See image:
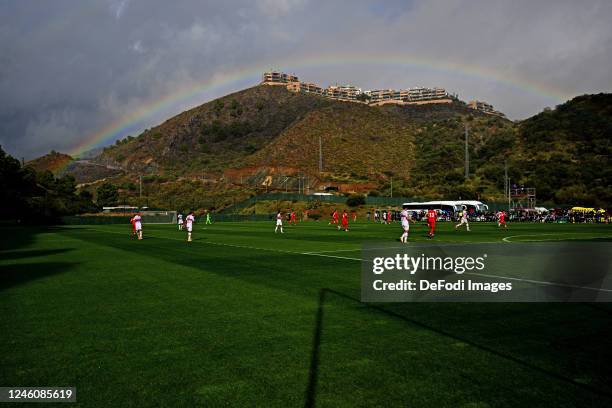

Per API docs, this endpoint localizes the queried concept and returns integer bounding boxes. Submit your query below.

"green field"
[1,221,612,407]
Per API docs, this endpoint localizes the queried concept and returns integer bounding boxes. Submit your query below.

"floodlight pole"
[318,135,323,173]
[464,124,469,179]
[139,175,142,199]
[504,159,508,201]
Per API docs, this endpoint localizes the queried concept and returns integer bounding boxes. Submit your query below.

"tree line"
[0,146,98,223]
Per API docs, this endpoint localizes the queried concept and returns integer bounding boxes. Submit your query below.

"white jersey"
[133,215,142,230]
[186,214,195,231]
[400,209,409,230]
[177,215,183,224]
[276,213,283,226]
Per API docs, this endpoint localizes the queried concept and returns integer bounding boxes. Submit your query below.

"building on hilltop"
[262,71,299,85]
[468,100,505,117]
[369,87,454,106]
[260,71,469,108]
[299,82,324,96]
[325,85,361,101]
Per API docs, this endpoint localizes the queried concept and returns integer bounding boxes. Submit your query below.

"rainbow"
[67,52,572,159]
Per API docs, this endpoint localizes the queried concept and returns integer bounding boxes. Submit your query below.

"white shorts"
[135,222,142,231]
[460,218,469,224]
[187,224,193,232]
[401,221,409,231]
[276,219,283,226]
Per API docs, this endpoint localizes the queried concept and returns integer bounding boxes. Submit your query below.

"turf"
[1,221,612,407]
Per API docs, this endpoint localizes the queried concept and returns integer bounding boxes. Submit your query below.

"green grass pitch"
[1,221,612,407]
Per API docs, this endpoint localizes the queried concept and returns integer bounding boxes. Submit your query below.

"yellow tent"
[571,207,595,213]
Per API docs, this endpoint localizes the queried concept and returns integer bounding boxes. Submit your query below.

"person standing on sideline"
[205,211,212,225]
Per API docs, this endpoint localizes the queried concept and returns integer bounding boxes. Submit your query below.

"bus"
[455,200,489,213]
[401,201,462,219]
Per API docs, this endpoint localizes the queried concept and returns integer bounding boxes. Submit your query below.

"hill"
[41,86,611,210]
[27,151,123,184]
[26,151,73,174]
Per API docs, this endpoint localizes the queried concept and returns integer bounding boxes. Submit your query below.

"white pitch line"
[303,246,404,254]
[502,233,612,243]
[80,227,611,293]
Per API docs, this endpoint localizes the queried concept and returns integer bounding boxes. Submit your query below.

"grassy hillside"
[515,93,612,205]
[60,87,612,209]
[99,85,333,174]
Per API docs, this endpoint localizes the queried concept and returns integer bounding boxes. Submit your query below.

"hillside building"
[468,100,505,117]
[325,85,361,100]
[369,87,454,105]
[260,71,504,114]
[262,71,299,85]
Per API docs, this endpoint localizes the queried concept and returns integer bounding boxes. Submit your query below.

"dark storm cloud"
[1,0,611,159]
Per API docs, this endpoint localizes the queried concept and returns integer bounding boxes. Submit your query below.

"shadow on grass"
[1,226,77,292]
[0,225,38,252]
[0,248,74,261]
[0,262,78,292]
[304,288,612,408]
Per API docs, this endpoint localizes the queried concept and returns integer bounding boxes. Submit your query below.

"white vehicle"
[454,200,489,213]
[402,201,462,217]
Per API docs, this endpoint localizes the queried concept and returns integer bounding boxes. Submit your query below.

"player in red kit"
[497,211,507,228]
[130,216,137,238]
[341,209,349,231]
[330,209,339,227]
[290,210,297,225]
[426,208,437,238]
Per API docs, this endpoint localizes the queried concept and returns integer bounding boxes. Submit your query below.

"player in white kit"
[132,213,143,240]
[185,212,195,242]
[455,206,470,231]
[177,213,183,230]
[275,211,284,233]
[400,208,410,243]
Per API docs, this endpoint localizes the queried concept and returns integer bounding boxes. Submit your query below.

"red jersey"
[341,213,348,225]
[499,212,505,222]
[290,212,296,220]
[332,211,338,220]
[427,210,436,223]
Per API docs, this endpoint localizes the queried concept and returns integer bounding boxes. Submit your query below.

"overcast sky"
[1,0,611,159]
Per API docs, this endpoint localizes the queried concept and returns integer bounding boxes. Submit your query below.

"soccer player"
[330,209,339,226]
[351,210,357,222]
[400,207,410,243]
[275,211,284,233]
[185,212,195,242]
[132,212,143,240]
[341,209,349,231]
[130,216,137,237]
[177,213,183,230]
[498,210,508,228]
[205,211,212,225]
[455,206,470,232]
[290,210,297,225]
[426,207,437,238]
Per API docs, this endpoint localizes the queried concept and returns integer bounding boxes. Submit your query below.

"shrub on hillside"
[346,194,366,207]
